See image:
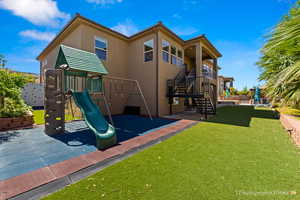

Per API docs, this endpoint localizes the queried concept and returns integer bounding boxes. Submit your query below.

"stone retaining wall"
[280,114,300,147]
[0,115,34,131]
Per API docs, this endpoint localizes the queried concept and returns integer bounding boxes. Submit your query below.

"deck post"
[213,58,218,110]
[169,97,173,115]
[195,43,203,94]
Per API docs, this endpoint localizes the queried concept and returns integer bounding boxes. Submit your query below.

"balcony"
[202,68,217,80]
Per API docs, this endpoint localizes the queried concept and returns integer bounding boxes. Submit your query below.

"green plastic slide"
[72,90,117,150]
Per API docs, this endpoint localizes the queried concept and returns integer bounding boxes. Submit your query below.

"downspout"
[155,30,159,117]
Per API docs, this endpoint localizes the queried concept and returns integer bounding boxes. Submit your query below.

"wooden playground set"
[44,45,152,149]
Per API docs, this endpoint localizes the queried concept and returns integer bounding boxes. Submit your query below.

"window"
[144,39,154,62]
[95,37,107,60]
[162,40,170,63]
[177,49,183,67]
[171,46,177,65]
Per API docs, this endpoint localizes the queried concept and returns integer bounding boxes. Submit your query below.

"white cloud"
[20,30,56,41]
[111,19,139,36]
[86,0,123,5]
[0,0,70,27]
[172,13,182,19]
[171,26,198,36]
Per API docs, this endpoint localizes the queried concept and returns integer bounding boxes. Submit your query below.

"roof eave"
[37,13,222,61]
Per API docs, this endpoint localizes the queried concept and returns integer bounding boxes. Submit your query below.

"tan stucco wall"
[127,33,157,116]
[39,23,159,116]
[184,55,194,72]
[78,23,130,115]
[40,24,84,82]
[157,31,185,116]
[80,23,129,78]
[38,21,220,117]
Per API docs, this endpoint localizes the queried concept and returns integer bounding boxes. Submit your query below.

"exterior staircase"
[167,67,216,117]
[193,97,216,115]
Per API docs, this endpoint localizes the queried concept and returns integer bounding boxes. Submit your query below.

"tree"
[237,86,249,96]
[0,70,31,117]
[0,54,7,68]
[257,1,300,107]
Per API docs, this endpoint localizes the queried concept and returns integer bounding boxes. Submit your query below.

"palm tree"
[257,1,300,106]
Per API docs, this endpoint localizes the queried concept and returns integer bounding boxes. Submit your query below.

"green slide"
[72,90,117,150]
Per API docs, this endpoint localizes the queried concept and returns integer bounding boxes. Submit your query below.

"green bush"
[0,69,32,118]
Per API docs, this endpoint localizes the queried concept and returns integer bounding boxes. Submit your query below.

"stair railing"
[168,67,187,96]
[174,67,186,86]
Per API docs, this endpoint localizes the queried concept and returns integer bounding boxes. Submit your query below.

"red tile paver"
[0,167,56,200]
[83,150,113,164]
[49,155,94,179]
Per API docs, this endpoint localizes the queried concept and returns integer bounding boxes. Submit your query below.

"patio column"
[213,58,217,77]
[213,58,218,105]
[195,43,203,93]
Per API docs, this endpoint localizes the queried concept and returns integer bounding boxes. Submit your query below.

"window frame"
[171,45,177,65]
[176,49,184,67]
[143,39,154,62]
[94,36,108,61]
[162,39,170,63]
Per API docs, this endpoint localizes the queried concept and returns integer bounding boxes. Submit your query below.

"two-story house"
[37,14,222,117]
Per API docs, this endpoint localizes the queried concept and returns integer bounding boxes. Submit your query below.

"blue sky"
[0,0,296,89]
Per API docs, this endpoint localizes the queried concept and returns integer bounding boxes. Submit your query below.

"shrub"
[0,70,32,118]
[277,106,300,116]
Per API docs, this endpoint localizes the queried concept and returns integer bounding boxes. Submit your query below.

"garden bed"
[0,115,34,131]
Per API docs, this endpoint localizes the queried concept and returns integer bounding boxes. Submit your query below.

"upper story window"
[162,40,170,63]
[144,39,154,62]
[177,49,183,67]
[171,46,177,65]
[95,37,107,60]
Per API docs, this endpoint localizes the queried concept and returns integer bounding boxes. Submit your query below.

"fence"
[22,83,44,107]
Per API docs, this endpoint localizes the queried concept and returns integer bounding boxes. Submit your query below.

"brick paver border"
[0,119,197,200]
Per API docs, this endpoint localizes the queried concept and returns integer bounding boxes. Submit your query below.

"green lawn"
[33,110,80,125]
[33,110,46,125]
[43,106,300,200]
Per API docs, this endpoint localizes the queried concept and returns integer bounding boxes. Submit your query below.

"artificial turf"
[33,110,79,125]
[43,106,300,200]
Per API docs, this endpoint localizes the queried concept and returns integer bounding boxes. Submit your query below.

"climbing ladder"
[44,69,65,135]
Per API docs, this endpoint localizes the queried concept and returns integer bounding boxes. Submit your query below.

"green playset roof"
[55,45,108,75]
